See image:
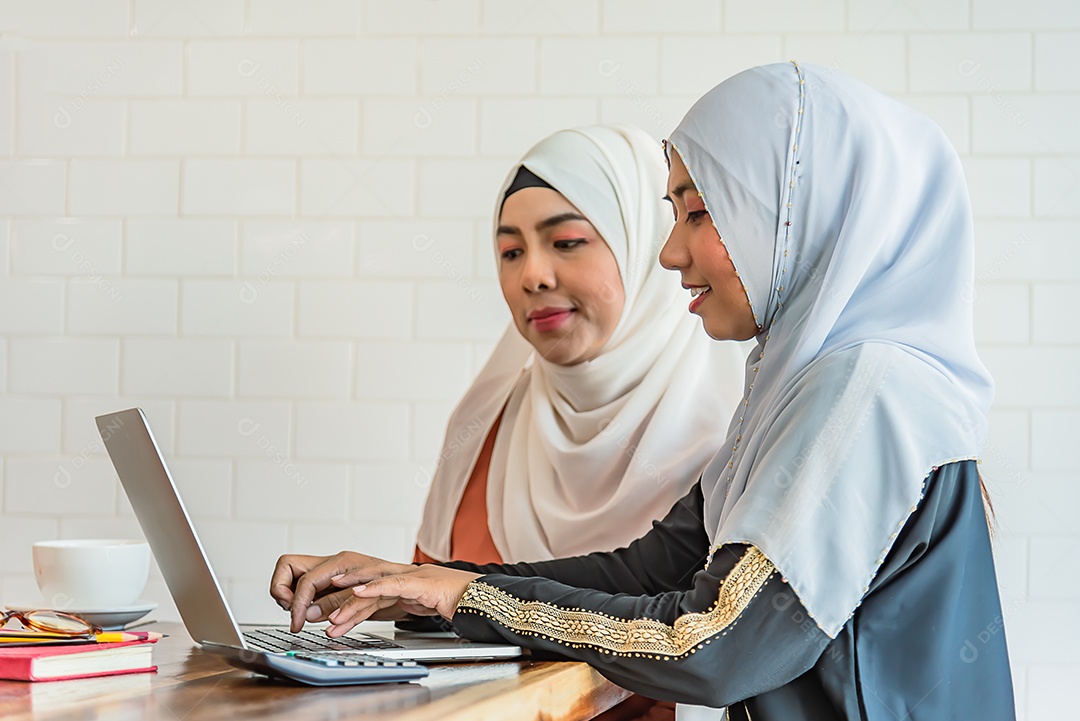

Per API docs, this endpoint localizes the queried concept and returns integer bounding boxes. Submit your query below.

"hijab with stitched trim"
[416,124,746,563]
[666,63,994,637]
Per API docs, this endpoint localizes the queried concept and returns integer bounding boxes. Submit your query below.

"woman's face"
[497,187,625,366]
[659,150,759,341]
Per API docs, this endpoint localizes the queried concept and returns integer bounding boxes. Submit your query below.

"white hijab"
[668,63,994,637]
[416,125,745,563]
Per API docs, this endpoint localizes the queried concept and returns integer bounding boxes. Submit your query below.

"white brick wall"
[0,3,1074,717]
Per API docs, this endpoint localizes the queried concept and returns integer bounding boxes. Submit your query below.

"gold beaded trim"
[455,547,775,659]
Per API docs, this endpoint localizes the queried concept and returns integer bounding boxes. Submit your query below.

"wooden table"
[0,622,632,720]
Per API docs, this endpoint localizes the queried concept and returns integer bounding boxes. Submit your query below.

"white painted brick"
[246,0,361,36]
[9,339,119,395]
[990,536,1027,601]
[123,340,234,398]
[363,99,477,157]
[660,36,783,97]
[356,342,472,401]
[130,100,241,156]
[420,38,536,95]
[358,219,474,279]
[0,574,43,607]
[0,399,61,453]
[0,221,8,276]
[961,158,1031,218]
[481,0,599,34]
[18,41,183,97]
[1007,601,1080,665]
[132,0,244,36]
[909,34,1031,93]
[292,519,411,564]
[479,98,596,157]
[0,161,66,216]
[125,220,237,276]
[1034,157,1080,218]
[415,280,508,340]
[183,160,294,216]
[539,38,658,96]
[0,338,5,394]
[225,578,287,625]
[238,340,351,398]
[17,97,125,157]
[188,40,299,97]
[4,457,116,516]
[11,220,121,276]
[1033,284,1080,343]
[847,0,969,31]
[298,281,413,339]
[0,517,59,573]
[0,1,126,35]
[982,348,1080,408]
[167,459,232,519]
[973,221,1080,282]
[0,279,62,334]
[417,159,508,218]
[1036,33,1080,91]
[181,279,294,336]
[983,409,1029,485]
[601,0,718,33]
[67,279,178,335]
[1027,666,1080,720]
[974,96,1080,154]
[974,0,1080,29]
[410,401,456,468]
[236,461,349,521]
[352,463,428,525]
[244,98,357,156]
[195,519,288,580]
[972,283,1029,344]
[302,39,417,95]
[898,95,970,155]
[1029,536,1080,600]
[177,401,291,458]
[59,518,147,543]
[301,159,415,217]
[599,96,696,140]
[363,0,478,34]
[995,473,1077,537]
[242,221,355,277]
[295,402,409,461]
[70,160,180,217]
[783,35,905,93]
[1031,411,1080,471]
[0,51,12,158]
[62,398,175,456]
[725,0,844,32]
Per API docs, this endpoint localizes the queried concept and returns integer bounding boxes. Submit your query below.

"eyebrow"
[662,181,697,204]
[497,212,589,236]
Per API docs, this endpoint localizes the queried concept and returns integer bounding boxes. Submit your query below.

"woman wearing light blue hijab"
[275,63,1015,720]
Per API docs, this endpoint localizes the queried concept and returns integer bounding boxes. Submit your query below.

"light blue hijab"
[667,63,994,637]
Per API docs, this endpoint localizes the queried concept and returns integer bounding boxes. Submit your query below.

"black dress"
[437,460,1014,720]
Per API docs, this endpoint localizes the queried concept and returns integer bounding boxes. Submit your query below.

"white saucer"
[6,601,158,631]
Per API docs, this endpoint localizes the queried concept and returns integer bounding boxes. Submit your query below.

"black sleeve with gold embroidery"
[441,482,710,596]
[451,544,832,708]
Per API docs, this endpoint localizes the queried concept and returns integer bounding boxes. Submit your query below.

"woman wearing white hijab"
[414,124,745,566]
[273,64,1014,720]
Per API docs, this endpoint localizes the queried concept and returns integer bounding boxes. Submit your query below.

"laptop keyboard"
[243,628,404,653]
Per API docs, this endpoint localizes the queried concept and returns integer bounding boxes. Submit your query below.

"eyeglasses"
[1,609,102,636]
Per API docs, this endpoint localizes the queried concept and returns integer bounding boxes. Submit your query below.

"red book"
[0,639,157,682]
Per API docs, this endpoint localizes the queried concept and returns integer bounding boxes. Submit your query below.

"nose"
[521,250,556,292]
[659,226,688,271]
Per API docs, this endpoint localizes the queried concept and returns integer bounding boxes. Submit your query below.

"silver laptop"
[96,407,521,663]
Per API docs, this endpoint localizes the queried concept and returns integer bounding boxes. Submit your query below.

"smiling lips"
[528,307,575,332]
[687,285,711,312]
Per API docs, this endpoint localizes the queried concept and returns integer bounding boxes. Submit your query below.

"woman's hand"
[324,565,481,638]
[269,551,414,632]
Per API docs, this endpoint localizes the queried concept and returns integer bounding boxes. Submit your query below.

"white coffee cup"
[32,539,150,609]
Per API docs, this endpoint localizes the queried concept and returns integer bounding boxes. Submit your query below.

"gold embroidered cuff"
[456,546,775,659]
